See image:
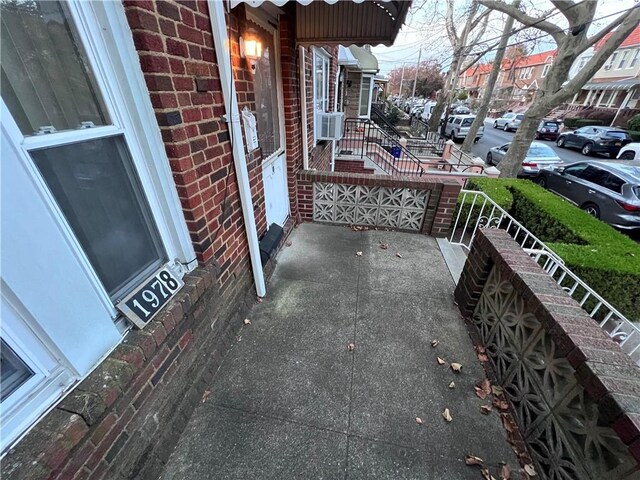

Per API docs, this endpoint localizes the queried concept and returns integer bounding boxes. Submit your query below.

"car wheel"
[486,152,493,165]
[535,176,547,188]
[581,142,593,156]
[556,137,565,148]
[503,124,509,132]
[493,121,498,128]
[582,203,600,219]
[620,151,635,160]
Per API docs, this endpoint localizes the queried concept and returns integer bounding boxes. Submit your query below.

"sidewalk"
[161,224,518,479]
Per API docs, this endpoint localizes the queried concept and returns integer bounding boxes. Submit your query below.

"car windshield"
[528,145,557,158]
[461,118,473,127]
[605,131,630,139]
[515,114,524,120]
[543,121,559,127]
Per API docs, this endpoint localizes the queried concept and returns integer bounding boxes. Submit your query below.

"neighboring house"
[568,24,640,126]
[459,62,492,98]
[0,1,409,478]
[339,45,380,119]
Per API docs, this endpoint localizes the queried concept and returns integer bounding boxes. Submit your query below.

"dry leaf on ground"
[285,241,292,247]
[442,408,452,422]
[523,464,536,476]
[256,297,263,303]
[478,353,489,362]
[475,378,491,399]
[499,463,512,480]
[201,390,211,403]
[431,339,440,348]
[450,362,462,373]
[480,467,494,480]
[448,381,455,389]
[476,345,486,354]
[437,357,446,365]
[480,405,492,415]
[464,455,484,466]
[395,252,403,258]
[243,318,251,325]
[379,242,389,250]
[415,416,423,425]
[493,398,509,411]
[356,251,363,257]
[492,385,504,396]
[347,343,355,352]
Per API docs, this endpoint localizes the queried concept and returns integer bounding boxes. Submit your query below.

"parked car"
[556,126,632,156]
[410,105,424,117]
[535,119,561,141]
[486,141,563,178]
[420,101,438,122]
[452,105,470,115]
[535,160,640,229]
[617,143,640,160]
[493,112,519,130]
[443,115,483,142]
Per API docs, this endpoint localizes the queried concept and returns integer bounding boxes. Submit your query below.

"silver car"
[486,142,563,178]
[444,115,484,142]
[535,160,640,229]
[493,112,524,131]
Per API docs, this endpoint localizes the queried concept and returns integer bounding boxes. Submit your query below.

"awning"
[230,0,411,47]
[338,45,360,67]
[348,45,379,73]
[582,78,640,91]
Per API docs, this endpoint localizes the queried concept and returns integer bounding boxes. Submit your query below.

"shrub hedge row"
[563,118,605,128]
[464,178,640,320]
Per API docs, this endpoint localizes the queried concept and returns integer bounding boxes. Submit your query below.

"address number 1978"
[116,266,184,329]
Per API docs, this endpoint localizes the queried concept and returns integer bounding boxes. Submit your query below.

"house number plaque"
[116,266,184,329]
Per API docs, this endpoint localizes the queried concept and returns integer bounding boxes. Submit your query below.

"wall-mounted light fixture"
[240,32,262,70]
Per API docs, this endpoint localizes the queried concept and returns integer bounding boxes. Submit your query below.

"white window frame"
[604,52,618,69]
[616,50,630,70]
[541,63,551,78]
[2,0,196,321]
[358,74,375,119]
[312,47,331,143]
[630,49,640,69]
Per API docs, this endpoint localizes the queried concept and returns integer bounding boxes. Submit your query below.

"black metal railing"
[405,136,446,157]
[409,115,430,138]
[370,104,401,140]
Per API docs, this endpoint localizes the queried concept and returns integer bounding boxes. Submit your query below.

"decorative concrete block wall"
[455,229,640,480]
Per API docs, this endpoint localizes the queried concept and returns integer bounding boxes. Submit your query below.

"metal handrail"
[449,189,640,365]
[370,105,401,139]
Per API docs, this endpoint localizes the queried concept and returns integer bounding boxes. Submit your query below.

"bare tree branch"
[445,0,458,43]
[578,5,640,55]
[477,0,566,44]
[549,0,579,24]
[469,7,491,32]
[460,40,502,71]
[468,11,491,46]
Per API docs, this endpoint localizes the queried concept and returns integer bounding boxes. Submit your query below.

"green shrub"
[627,113,640,131]
[629,130,640,142]
[460,178,640,320]
[386,107,401,126]
[563,118,604,128]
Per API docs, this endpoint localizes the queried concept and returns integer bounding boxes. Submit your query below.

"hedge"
[562,118,604,128]
[464,178,640,321]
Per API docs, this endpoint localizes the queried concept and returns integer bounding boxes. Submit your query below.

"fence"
[449,189,640,366]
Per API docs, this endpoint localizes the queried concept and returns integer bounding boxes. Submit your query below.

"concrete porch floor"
[161,224,518,479]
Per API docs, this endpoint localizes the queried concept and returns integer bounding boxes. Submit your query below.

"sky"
[372,0,639,76]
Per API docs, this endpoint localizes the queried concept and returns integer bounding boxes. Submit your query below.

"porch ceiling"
[231,0,411,46]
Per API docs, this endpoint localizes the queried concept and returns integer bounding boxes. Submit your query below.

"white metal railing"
[449,189,640,365]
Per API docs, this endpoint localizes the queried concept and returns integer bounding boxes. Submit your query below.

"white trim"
[312,47,331,144]
[358,73,375,119]
[299,46,310,169]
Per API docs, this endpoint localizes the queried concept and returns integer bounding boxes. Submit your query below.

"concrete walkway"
[162,224,517,479]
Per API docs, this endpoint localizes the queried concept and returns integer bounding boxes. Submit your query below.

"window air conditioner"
[316,112,345,140]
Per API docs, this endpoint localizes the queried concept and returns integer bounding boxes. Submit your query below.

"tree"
[388,61,444,98]
[462,1,520,153]
[478,0,640,177]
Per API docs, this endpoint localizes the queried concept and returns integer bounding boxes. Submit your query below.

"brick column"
[430,181,461,237]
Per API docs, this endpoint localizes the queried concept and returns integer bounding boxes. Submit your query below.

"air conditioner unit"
[316,112,345,140]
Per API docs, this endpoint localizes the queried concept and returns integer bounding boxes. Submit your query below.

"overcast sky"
[372,0,638,75]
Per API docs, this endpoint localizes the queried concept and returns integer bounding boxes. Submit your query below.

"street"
[470,119,595,165]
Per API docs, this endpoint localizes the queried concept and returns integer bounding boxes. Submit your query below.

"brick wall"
[344,69,362,118]
[1,263,255,480]
[296,170,461,237]
[334,159,375,174]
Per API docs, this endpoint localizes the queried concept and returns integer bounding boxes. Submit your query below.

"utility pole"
[411,48,422,99]
[398,63,406,97]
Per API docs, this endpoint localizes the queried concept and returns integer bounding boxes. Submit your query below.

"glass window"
[528,145,556,157]
[1,0,108,135]
[605,53,618,69]
[359,76,373,118]
[461,118,473,127]
[31,136,165,299]
[564,163,588,177]
[0,339,34,402]
[630,49,640,68]
[453,118,462,124]
[314,51,329,114]
[617,50,630,69]
[252,26,281,159]
[605,131,630,140]
[542,64,551,77]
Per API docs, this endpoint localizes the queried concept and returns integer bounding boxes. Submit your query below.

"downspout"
[299,46,310,170]
[208,1,266,297]
[332,64,340,172]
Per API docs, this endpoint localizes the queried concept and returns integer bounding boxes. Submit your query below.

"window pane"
[1,339,34,402]
[359,77,372,117]
[315,53,324,111]
[1,0,108,135]
[253,26,281,159]
[31,136,165,299]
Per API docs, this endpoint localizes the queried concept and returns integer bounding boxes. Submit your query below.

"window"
[617,50,630,70]
[630,49,640,68]
[358,74,374,118]
[604,52,618,69]
[541,63,551,78]
[578,55,591,70]
[563,163,588,178]
[313,49,330,142]
[0,340,34,402]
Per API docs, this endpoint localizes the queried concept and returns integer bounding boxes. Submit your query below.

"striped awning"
[230,0,411,47]
[582,78,640,91]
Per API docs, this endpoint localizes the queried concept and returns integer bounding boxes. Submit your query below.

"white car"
[444,115,484,142]
[420,101,438,122]
[617,142,640,160]
[493,112,524,131]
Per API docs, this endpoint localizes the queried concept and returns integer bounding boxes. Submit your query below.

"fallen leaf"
[201,390,211,403]
[499,463,512,480]
[356,251,363,257]
[379,242,389,250]
[437,357,446,365]
[347,343,355,352]
[442,408,452,422]
[478,353,489,362]
[395,252,403,258]
[475,378,491,399]
[415,416,423,425]
[450,362,462,373]
[492,385,504,396]
[285,241,292,247]
[480,467,493,480]
[431,339,440,348]
[464,455,484,466]
[256,297,263,303]
[493,398,509,411]
[476,345,486,354]
[448,381,455,389]
[480,405,493,415]
[243,318,251,325]
[523,464,537,476]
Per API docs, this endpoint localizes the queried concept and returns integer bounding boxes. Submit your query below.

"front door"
[250,11,289,227]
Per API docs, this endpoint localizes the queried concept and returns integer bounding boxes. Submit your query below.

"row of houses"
[459,24,640,123]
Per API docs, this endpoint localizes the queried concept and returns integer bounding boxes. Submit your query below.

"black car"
[556,126,632,157]
[535,119,561,141]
